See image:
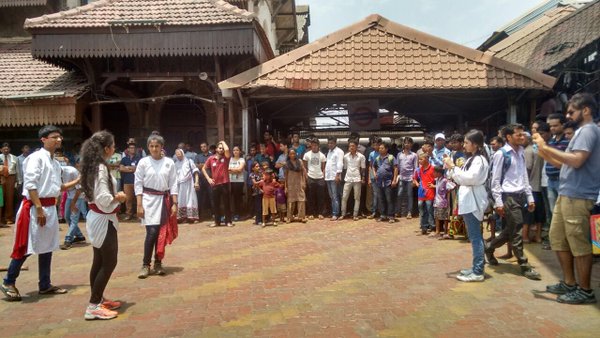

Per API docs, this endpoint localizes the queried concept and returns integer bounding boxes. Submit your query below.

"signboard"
[348,100,380,131]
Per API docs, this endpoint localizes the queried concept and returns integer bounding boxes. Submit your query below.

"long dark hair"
[80,130,115,201]
[463,129,489,170]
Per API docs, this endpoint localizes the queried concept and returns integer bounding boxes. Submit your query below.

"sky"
[299,0,545,48]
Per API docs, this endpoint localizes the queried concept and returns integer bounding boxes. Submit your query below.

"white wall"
[249,0,279,55]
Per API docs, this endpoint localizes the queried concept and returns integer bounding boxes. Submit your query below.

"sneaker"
[522,267,542,280]
[226,222,235,227]
[406,214,412,219]
[557,287,597,304]
[60,241,72,250]
[101,298,122,310]
[546,281,577,295]
[208,223,217,227]
[84,304,117,320]
[233,215,240,222]
[331,216,338,221]
[484,244,498,266]
[73,236,86,243]
[153,262,165,276]
[318,215,324,220]
[273,221,278,226]
[138,265,150,279]
[367,214,375,219]
[388,218,396,224]
[353,216,359,221]
[459,268,472,276]
[308,215,314,220]
[456,272,484,282]
[377,217,386,222]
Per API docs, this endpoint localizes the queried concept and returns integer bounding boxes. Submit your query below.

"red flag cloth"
[142,188,178,261]
[88,203,120,215]
[11,197,56,259]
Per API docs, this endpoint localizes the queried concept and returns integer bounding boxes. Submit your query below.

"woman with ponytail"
[80,131,126,320]
[444,129,489,282]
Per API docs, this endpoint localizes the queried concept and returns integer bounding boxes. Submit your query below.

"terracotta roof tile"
[490,1,599,72]
[221,15,555,93]
[24,0,253,29]
[0,41,87,99]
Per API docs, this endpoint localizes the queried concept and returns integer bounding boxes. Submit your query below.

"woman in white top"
[444,129,489,283]
[80,131,126,320]
[228,146,246,222]
[174,148,199,223]
[134,134,178,279]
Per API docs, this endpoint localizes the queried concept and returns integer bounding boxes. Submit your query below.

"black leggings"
[212,183,232,225]
[231,182,244,216]
[90,221,118,304]
[143,224,161,266]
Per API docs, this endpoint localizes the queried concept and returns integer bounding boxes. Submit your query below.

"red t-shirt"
[258,180,279,198]
[413,164,435,201]
[206,155,230,185]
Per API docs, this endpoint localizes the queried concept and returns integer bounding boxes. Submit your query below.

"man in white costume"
[1,125,78,301]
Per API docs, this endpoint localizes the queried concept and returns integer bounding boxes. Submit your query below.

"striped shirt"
[545,135,569,179]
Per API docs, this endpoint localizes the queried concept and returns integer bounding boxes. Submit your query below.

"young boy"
[413,153,435,235]
[256,169,280,227]
[249,162,263,225]
[275,178,287,223]
[432,166,454,239]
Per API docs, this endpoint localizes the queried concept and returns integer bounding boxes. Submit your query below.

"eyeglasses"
[45,135,63,140]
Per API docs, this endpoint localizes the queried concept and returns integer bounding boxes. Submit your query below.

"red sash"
[88,203,120,215]
[143,188,178,260]
[11,197,56,259]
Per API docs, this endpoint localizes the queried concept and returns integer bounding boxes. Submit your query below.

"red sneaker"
[101,298,121,310]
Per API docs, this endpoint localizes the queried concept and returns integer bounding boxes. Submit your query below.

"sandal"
[39,285,67,295]
[439,234,453,240]
[1,283,22,301]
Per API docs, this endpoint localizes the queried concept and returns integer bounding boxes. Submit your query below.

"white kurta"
[17,148,62,255]
[175,157,199,219]
[86,164,120,248]
[134,156,178,226]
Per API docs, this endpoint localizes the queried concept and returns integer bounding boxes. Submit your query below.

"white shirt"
[325,147,344,181]
[19,148,62,255]
[1,153,18,175]
[451,155,489,221]
[228,157,246,183]
[86,164,120,248]
[490,144,534,208]
[61,165,80,199]
[303,151,326,180]
[134,157,178,226]
[343,152,366,183]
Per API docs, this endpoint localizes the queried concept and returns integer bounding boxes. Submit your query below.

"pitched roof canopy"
[488,0,600,73]
[0,41,88,126]
[24,0,253,28]
[0,0,45,7]
[220,14,556,95]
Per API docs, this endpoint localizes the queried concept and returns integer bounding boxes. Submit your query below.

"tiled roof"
[0,41,87,99]
[220,15,555,93]
[491,0,600,73]
[0,0,45,7]
[24,0,253,29]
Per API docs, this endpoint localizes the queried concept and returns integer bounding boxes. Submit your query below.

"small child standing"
[256,169,280,227]
[432,166,454,239]
[275,178,287,223]
[249,162,263,225]
[413,153,435,235]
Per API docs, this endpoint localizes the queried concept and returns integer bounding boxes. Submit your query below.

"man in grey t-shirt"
[534,93,600,305]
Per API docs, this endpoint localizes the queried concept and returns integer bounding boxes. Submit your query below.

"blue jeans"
[65,198,87,243]
[463,213,485,276]
[396,180,413,215]
[376,184,395,218]
[4,252,52,290]
[418,200,434,230]
[326,180,341,217]
[370,179,379,215]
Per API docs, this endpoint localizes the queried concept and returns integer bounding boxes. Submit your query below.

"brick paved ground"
[0,217,598,337]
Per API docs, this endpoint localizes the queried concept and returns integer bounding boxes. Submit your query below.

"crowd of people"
[0,93,599,320]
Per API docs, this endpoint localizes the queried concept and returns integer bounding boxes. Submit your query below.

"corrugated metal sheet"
[0,100,77,126]
[0,0,46,7]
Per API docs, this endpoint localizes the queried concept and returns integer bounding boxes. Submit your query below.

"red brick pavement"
[0,217,598,337]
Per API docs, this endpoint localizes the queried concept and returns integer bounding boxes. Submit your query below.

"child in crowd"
[249,162,263,225]
[432,166,455,239]
[256,144,273,169]
[413,153,435,235]
[256,169,279,227]
[275,178,287,223]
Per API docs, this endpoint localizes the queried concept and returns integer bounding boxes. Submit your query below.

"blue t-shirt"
[373,153,397,187]
[558,123,600,200]
[291,144,306,159]
[120,154,141,184]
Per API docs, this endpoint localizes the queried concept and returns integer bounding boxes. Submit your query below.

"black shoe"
[546,281,577,295]
[73,236,86,243]
[557,287,597,304]
[484,244,498,265]
[522,266,541,280]
[60,241,72,250]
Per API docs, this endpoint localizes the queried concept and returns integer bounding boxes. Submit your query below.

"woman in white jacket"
[79,131,126,319]
[444,129,489,282]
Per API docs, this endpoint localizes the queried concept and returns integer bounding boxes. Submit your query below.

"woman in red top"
[202,141,232,227]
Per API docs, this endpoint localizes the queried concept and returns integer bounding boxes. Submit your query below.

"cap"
[434,133,445,140]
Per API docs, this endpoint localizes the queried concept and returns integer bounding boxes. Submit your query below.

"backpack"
[374,154,395,169]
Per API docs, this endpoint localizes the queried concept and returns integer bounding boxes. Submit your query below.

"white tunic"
[17,148,62,255]
[86,164,120,248]
[134,156,178,226]
[451,155,490,221]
